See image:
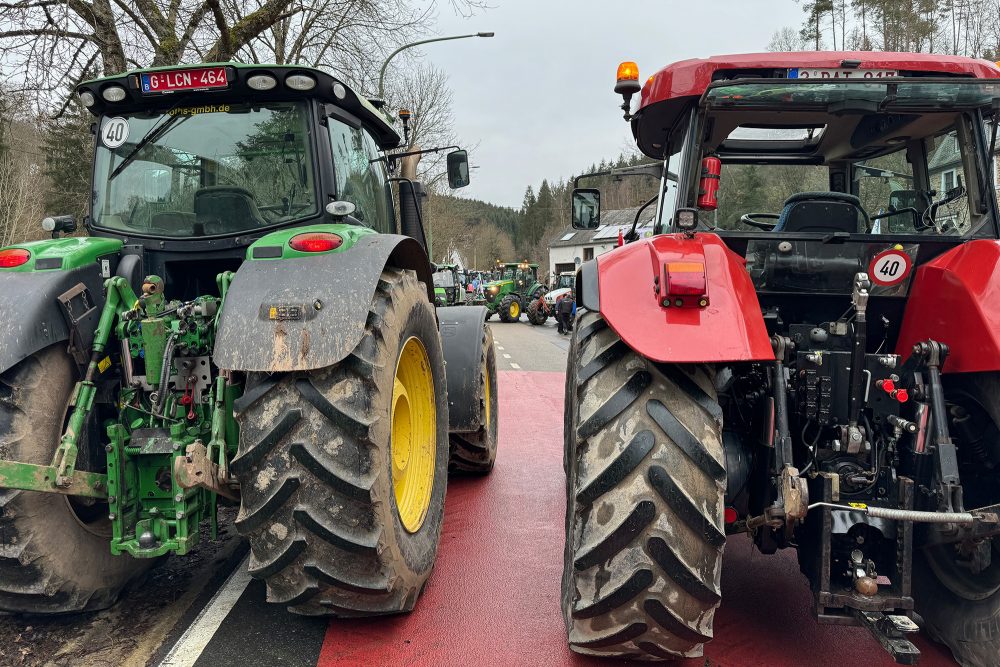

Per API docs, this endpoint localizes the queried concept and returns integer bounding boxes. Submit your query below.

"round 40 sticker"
[868,248,912,286]
[101,117,129,149]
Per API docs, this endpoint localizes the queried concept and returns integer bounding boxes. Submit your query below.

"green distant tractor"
[0,62,499,617]
[432,263,463,306]
[480,261,545,322]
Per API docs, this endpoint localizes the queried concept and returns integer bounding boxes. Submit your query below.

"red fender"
[896,239,1000,373]
[596,233,774,363]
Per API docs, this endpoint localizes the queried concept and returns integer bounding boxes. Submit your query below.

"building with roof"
[547,207,656,277]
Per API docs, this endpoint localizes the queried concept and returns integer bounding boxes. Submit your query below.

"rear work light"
[247,74,278,91]
[0,248,30,268]
[661,261,708,308]
[285,74,316,91]
[289,232,343,253]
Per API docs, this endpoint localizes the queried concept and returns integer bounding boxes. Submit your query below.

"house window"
[583,247,594,261]
[941,169,956,193]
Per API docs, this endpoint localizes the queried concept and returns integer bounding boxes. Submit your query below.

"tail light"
[289,232,343,253]
[697,155,722,210]
[661,262,708,308]
[0,248,30,268]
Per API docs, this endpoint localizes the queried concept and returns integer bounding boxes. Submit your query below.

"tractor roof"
[632,51,1000,157]
[78,62,400,149]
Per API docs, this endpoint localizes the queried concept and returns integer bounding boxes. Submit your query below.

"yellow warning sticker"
[848,502,868,509]
[97,356,112,373]
[268,306,278,320]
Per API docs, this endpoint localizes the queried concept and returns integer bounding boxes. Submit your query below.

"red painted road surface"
[317,371,957,667]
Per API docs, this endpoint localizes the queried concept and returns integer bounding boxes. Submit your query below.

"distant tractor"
[433,263,463,306]
[563,53,1000,666]
[480,261,545,322]
[527,271,575,325]
[0,62,499,617]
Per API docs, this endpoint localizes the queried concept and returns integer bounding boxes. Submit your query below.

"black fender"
[438,305,488,432]
[214,234,433,372]
[0,266,107,374]
[575,259,600,312]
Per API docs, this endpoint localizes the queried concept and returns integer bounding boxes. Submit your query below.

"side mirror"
[571,188,601,229]
[447,150,470,189]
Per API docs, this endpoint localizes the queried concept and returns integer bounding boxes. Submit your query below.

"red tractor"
[563,52,1000,665]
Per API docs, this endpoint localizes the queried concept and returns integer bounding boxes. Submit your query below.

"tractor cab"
[73,63,470,299]
[433,263,462,306]
[544,271,575,306]
[575,54,1000,344]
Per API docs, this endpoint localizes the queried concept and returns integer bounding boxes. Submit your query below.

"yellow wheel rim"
[510,301,520,319]
[392,336,437,533]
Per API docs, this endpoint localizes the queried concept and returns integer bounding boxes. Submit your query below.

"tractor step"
[853,609,921,665]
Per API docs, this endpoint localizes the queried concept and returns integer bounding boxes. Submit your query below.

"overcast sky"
[413,0,803,207]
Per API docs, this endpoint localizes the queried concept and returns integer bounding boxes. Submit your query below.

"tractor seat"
[773,192,870,234]
[193,186,267,235]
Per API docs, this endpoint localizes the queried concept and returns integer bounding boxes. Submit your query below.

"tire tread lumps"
[563,311,726,659]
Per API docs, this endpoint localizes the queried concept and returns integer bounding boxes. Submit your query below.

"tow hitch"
[853,610,922,665]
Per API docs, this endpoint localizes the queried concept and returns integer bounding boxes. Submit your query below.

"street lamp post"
[376,32,494,99]
[377,31,493,261]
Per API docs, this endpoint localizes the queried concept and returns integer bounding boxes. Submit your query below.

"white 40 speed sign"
[101,117,129,149]
[868,248,912,287]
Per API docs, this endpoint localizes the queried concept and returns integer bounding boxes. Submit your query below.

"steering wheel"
[740,213,780,231]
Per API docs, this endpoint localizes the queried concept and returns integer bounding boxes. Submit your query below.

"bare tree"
[0,113,45,245]
[0,0,486,111]
[768,26,808,51]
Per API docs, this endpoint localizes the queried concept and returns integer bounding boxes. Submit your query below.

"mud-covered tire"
[499,295,520,323]
[527,300,548,325]
[449,326,499,474]
[232,267,449,616]
[562,311,726,659]
[913,373,1000,666]
[0,347,153,614]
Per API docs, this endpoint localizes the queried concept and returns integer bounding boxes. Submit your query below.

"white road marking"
[510,362,521,369]
[497,346,504,350]
[159,555,252,667]
[503,353,511,359]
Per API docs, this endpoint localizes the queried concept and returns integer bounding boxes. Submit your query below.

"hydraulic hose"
[154,333,177,417]
[807,502,984,525]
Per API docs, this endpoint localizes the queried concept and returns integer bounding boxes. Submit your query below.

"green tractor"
[432,263,463,307]
[480,261,545,323]
[0,63,499,616]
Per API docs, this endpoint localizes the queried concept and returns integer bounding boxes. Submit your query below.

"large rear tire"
[913,373,1000,667]
[527,299,548,325]
[0,347,152,613]
[233,267,449,616]
[562,311,726,659]
[449,326,499,474]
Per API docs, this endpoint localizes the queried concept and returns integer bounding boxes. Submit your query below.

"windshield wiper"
[108,113,190,182]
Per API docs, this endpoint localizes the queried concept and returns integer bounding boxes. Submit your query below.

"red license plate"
[140,67,228,93]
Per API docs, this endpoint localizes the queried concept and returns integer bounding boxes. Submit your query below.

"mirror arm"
[377,145,462,166]
[573,163,678,188]
[626,194,659,242]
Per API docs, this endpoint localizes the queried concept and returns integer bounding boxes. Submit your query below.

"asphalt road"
[488,315,571,372]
